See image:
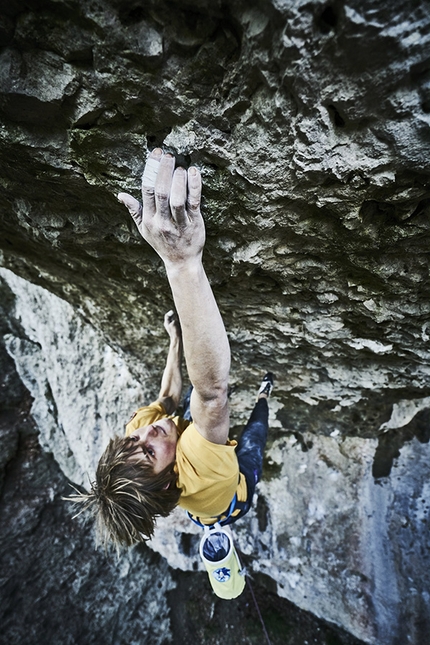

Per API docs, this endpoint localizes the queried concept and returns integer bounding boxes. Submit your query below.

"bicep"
[189,388,229,445]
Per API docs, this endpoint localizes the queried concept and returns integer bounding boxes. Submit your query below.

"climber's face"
[128,418,178,474]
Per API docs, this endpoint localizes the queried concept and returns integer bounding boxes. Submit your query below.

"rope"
[246,575,273,645]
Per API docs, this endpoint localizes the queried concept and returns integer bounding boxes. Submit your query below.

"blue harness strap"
[187,493,247,528]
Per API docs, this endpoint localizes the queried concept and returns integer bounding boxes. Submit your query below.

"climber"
[72,149,273,547]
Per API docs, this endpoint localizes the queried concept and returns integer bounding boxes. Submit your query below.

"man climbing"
[73,149,273,548]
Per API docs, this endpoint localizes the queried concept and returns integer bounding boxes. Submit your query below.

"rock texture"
[0,297,175,645]
[0,0,430,643]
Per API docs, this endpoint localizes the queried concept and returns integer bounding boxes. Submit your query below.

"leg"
[181,385,193,421]
[225,374,273,524]
[236,397,269,490]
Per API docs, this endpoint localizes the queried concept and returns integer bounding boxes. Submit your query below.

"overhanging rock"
[1,1,430,643]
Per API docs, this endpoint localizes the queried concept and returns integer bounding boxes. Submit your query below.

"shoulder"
[177,423,237,461]
[125,401,168,436]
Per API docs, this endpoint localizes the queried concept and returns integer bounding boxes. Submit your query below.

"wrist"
[164,255,203,278]
[169,334,182,347]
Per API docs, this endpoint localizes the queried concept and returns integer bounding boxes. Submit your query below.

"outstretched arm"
[156,310,183,415]
[119,149,230,444]
[165,259,230,444]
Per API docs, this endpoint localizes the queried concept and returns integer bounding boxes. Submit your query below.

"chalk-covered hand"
[163,309,181,339]
[118,148,205,267]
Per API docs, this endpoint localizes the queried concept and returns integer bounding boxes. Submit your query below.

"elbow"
[194,384,229,410]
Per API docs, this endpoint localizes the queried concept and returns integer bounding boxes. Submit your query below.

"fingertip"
[173,165,187,185]
[155,153,176,186]
[149,147,163,160]
[116,193,142,221]
[188,166,201,182]
[187,167,202,196]
[118,192,136,209]
[159,152,176,169]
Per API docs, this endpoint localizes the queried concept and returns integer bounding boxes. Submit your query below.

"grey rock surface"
[0,300,175,645]
[0,0,430,643]
[0,267,147,486]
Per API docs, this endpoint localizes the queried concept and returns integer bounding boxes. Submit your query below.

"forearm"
[165,259,230,401]
[158,335,183,414]
[120,150,230,441]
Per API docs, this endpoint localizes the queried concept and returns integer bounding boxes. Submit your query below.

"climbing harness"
[186,493,249,528]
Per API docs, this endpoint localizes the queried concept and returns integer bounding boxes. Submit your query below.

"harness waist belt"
[187,492,250,528]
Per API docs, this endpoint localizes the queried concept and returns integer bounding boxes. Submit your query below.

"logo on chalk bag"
[213,567,231,583]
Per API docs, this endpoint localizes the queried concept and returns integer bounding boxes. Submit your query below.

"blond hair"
[68,436,181,549]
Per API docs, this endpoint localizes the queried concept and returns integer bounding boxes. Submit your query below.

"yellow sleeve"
[125,401,168,436]
[125,401,191,436]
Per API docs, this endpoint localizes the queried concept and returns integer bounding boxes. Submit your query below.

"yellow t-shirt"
[125,401,247,523]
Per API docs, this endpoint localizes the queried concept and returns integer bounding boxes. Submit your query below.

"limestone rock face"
[0,0,430,643]
[0,267,146,486]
